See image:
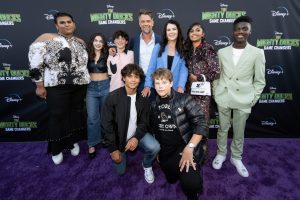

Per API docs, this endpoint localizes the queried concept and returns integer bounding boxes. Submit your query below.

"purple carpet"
[0,139,300,200]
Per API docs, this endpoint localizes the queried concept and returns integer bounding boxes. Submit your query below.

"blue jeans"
[86,79,110,147]
[113,133,160,175]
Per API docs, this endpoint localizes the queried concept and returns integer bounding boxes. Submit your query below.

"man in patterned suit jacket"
[212,16,266,177]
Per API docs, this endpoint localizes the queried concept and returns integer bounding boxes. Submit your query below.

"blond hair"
[152,68,173,82]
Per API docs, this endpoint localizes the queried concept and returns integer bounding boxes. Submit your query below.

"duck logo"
[269,86,277,93]
[90,4,133,25]
[0,115,37,132]
[157,9,175,19]
[271,7,289,18]
[0,39,13,49]
[0,63,29,81]
[202,3,246,23]
[259,86,293,104]
[44,10,59,21]
[0,13,21,25]
[257,31,300,51]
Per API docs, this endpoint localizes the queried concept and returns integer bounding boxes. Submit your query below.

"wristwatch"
[188,142,196,148]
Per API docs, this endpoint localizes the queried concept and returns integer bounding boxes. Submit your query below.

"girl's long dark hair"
[159,19,184,58]
[184,22,206,61]
[87,33,108,61]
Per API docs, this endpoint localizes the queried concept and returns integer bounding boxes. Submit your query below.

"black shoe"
[187,193,198,200]
[101,139,109,147]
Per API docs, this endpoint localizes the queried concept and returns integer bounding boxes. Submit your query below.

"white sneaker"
[143,166,154,184]
[230,158,249,177]
[212,154,226,170]
[70,143,80,156]
[52,152,63,165]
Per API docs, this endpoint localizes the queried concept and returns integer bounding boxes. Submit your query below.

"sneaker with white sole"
[143,166,154,184]
[212,154,226,170]
[230,158,249,177]
[52,152,63,165]
[70,143,80,156]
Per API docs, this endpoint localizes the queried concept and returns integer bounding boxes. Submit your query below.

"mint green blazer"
[213,43,266,109]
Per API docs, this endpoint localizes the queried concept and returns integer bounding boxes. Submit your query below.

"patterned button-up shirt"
[186,41,220,83]
[28,34,90,87]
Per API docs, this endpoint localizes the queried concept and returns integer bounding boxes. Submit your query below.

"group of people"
[28,9,265,200]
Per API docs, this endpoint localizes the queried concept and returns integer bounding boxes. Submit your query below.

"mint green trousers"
[216,106,250,160]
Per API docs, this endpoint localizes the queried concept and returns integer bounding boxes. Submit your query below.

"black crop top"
[87,56,108,73]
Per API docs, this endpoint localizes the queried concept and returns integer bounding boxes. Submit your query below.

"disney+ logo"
[271,7,289,18]
[214,36,231,46]
[4,94,22,103]
[157,9,175,19]
[261,118,277,126]
[267,65,284,76]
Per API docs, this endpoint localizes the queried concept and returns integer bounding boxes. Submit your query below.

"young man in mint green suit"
[212,16,266,177]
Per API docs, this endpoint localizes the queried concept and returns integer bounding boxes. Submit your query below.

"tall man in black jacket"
[101,64,160,184]
[150,68,207,200]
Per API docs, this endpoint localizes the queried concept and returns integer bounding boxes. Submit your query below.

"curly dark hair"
[87,33,108,61]
[159,19,184,58]
[121,63,145,81]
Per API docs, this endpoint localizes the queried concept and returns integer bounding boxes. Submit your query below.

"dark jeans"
[160,146,203,199]
[46,84,87,155]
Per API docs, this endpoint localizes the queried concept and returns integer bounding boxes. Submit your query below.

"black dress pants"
[160,146,203,199]
[46,84,87,155]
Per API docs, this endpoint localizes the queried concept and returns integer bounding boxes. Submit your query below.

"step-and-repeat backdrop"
[1,0,299,141]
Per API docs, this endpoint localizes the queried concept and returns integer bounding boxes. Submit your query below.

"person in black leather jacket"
[150,68,207,200]
[101,63,160,184]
